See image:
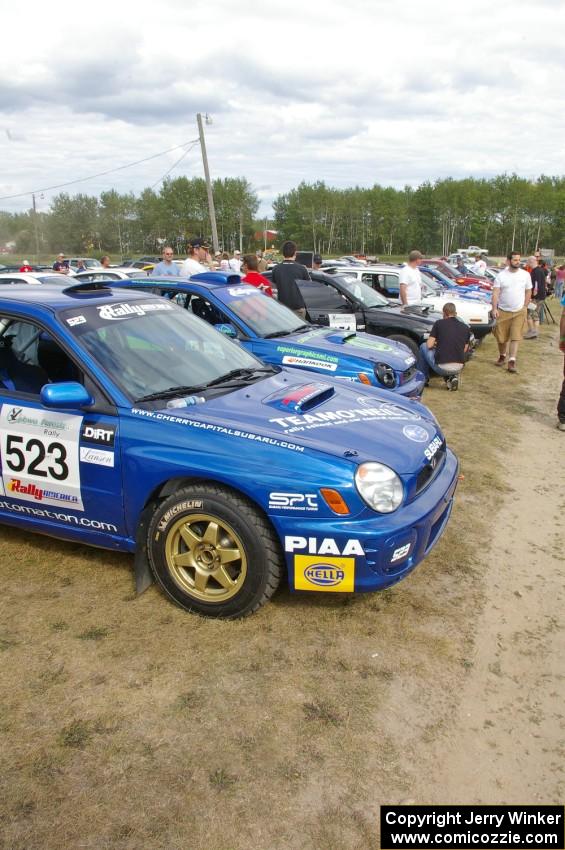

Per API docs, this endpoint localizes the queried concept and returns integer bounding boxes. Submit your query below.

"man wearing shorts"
[492,251,532,374]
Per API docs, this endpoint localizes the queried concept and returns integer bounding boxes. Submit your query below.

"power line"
[0,138,200,201]
[150,141,199,190]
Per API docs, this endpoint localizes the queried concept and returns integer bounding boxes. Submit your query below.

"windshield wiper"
[135,385,207,403]
[263,324,311,339]
[135,367,277,403]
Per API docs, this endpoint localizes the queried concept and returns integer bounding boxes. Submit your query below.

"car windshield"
[60,297,265,402]
[214,286,307,337]
[420,272,443,294]
[333,276,389,308]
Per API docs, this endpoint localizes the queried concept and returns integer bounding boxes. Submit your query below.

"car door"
[0,313,126,540]
[297,278,361,330]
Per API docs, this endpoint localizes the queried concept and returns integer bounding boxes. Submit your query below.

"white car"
[68,257,102,271]
[0,272,74,286]
[324,264,494,340]
[72,268,150,283]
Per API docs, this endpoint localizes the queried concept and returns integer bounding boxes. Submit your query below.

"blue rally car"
[115,273,424,397]
[0,282,458,618]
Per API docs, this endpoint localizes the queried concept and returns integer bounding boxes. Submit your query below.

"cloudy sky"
[1,0,564,217]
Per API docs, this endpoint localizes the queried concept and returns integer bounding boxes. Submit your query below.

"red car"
[425,259,493,291]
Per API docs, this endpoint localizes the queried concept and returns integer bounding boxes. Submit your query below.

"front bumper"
[275,448,459,593]
[393,369,425,398]
[468,318,496,339]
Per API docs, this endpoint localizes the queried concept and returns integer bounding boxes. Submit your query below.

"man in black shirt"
[418,302,471,391]
[525,256,547,338]
[271,240,310,318]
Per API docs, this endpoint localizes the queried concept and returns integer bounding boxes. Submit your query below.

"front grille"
[400,364,417,384]
[415,443,446,495]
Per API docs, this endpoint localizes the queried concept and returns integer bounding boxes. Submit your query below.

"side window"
[0,317,80,395]
[383,274,400,295]
[188,295,228,326]
[297,279,350,311]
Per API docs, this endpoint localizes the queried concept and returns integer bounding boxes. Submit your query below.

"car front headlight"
[355,462,404,513]
[375,362,396,388]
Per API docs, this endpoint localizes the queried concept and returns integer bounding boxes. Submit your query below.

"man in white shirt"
[399,250,424,306]
[492,251,532,373]
[181,238,211,276]
[229,250,242,273]
[470,254,487,276]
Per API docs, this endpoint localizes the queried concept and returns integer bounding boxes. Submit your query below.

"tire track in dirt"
[412,337,564,804]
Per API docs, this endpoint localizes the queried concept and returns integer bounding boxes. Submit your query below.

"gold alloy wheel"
[163,513,247,603]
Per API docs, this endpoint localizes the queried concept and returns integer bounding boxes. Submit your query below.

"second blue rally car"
[111,273,425,397]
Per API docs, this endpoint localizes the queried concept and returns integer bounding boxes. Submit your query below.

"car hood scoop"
[261,380,335,414]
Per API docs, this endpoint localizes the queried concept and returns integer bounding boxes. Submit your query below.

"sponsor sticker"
[270,402,422,433]
[282,355,337,372]
[294,555,355,592]
[402,424,429,443]
[228,287,254,297]
[328,313,356,331]
[81,421,116,446]
[390,543,411,564]
[80,447,115,467]
[268,492,318,512]
[0,404,84,511]
[97,302,174,321]
[276,345,339,364]
[81,421,116,447]
[67,315,86,327]
[285,536,364,557]
[424,435,442,461]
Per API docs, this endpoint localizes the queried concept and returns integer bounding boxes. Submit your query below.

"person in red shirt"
[241,254,273,296]
[19,260,33,272]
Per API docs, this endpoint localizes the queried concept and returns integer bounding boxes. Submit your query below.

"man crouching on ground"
[492,251,532,374]
[418,302,470,391]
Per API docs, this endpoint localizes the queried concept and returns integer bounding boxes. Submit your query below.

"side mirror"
[214,323,238,338]
[40,382,94,409]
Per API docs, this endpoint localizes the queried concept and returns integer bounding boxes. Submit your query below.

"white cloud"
[1,0,564,215]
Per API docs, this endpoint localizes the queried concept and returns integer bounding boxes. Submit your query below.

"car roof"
[0,281,171,312]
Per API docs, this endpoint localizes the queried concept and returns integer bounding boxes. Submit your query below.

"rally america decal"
[96,302,175,321]
[0,404,84,511]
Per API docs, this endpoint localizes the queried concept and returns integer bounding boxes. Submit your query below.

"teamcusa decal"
[81,421,116,447]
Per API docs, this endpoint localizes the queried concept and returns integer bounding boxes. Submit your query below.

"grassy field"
[0,308,562,850]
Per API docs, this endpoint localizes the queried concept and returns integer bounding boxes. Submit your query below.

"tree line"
[2,173,565,258]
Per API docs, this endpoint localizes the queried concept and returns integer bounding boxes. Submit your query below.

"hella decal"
[285,536,364,557]
[390,543,411,563]
[294,555,355,592]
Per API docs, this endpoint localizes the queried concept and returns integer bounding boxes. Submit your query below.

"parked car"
[333,265,494,339]
[68,258,102,271]
[121,256,161,268]
[0,272,75,286]
[419,266,491,302]
[107,273,425,397]
[423,259,492,292]
[72,268,150,283]
[264,269,446,358]
[0,281,458,617]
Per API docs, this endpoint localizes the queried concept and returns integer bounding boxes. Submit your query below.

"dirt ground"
[0,304,563,850]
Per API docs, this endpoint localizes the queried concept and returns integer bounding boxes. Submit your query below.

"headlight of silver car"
[355,462,404,513]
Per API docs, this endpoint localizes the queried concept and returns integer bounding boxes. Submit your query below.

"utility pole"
[31,193,40,261]
[196,113,219,254]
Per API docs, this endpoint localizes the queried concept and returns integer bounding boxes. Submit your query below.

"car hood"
[154,371,442,473]
[366,303,440,326]
[272,327,416,370]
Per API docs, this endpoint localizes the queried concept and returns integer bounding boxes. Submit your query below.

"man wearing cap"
[53,253,70,274]
[181,238,211,276]
[399,250,423,306]
[229,250,242,273]
[151,246,182,277]
[312,253,323,271]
